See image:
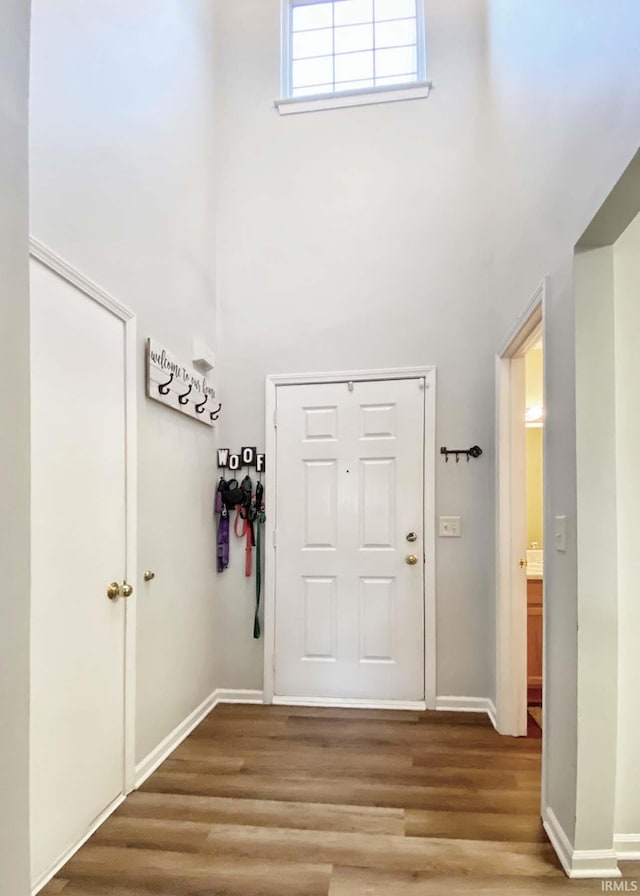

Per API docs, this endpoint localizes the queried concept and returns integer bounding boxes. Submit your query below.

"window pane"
[292,83,334,97]
[292,2,333,31]
[335,79,374,92]
[376,73,417,86]
[334,23,373,54]
[374,0,416,22]
[374,45,416,78]
[293,28,333,59]
[334,0,373,27]
[334,49,374,82]
[292,55,334,88]
[375,18,416,49]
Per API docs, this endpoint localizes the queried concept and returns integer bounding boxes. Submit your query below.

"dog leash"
[253,481,266,639]
[215,478,229,573]
[234,475,254,577]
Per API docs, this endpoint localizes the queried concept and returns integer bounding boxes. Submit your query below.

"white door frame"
[263,366,437,709]
[495,278,546,741]
[29,238,138,794]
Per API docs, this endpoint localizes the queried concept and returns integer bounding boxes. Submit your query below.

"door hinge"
[273,529,277,548]
[273,409,278,428]
[272,651,276,678]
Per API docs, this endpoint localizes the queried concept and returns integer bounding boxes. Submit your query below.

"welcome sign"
[146,339,219,426]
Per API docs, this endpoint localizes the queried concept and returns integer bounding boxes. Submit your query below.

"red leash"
[235,505,252,577]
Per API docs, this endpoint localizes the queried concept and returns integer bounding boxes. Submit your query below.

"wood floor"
[42,704,638,895]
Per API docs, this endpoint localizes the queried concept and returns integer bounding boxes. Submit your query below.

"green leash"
[253,482,265,639]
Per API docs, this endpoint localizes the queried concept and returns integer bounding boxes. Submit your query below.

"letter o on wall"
[242,447,257,466]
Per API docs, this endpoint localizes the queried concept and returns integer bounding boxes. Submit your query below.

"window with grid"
[283,0,426,99]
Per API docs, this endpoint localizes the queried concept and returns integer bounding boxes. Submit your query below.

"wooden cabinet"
[527,578,543,705]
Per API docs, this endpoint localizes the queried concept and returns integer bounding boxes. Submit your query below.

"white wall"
[574,246,618,854]
[613,211,640,844]
[213,0,640,865]
[488,0,640,852]
[0,1,32,893]
[29,0,219,764]
[213,0,495,698]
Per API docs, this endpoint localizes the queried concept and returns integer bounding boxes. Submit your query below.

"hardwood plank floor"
[41,704,638,895]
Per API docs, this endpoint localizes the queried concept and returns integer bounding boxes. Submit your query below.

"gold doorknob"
[406,554,418,566]
[519,558,528,569]
[107,581,133,600]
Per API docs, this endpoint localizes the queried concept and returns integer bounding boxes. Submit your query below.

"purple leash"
[216,481,229,572]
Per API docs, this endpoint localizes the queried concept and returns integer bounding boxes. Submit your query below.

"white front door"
[30,258,131,886]
[274,378,425,703]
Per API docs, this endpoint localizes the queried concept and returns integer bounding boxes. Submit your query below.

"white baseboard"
[273,696,426,711]
[134,688,264,788]
[134,689,219,788]
[32,793,125,895]
[215,688,264,704]
[543,807,577,878]
[436,695,496,721]
[615,834,640,861]
[569,850,621,879]
[543,807,622,879]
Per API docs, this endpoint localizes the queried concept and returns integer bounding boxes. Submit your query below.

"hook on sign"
[158,373,174,396]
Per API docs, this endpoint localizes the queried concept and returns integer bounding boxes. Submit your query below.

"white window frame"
[275,0,432,116]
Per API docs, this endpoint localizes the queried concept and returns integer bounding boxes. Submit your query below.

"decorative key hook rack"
[440,445,483,463]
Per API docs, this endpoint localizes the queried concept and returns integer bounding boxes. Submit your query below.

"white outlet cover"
[439,516,461,537]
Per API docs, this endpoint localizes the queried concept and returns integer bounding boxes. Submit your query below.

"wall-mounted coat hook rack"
[440,445,483,463]
[147,339,217,427]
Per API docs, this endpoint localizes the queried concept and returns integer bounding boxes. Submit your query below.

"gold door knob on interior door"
[107,581,134,600]
[406,554,418,566]
[519,558,528,569]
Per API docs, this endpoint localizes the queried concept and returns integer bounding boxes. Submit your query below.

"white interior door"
[30,259,130,886]
[274,378,425,703]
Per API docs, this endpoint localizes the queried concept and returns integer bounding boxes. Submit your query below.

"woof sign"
[218,447,266,473]
[146,339,221,426]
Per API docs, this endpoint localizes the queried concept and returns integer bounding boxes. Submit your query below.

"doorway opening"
[524,338,544,731]
[496,280,546,743]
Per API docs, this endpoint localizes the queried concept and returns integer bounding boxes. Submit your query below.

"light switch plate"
[555,515,567,552]
[439,516,461,537]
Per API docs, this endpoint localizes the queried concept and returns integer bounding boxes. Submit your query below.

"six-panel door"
[274,378,425,702]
